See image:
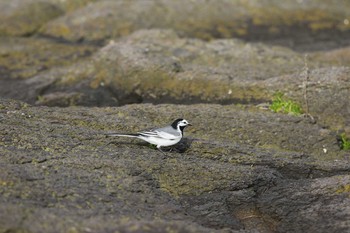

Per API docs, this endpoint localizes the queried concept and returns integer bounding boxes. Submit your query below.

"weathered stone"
[0,98,349,232]
[0,0,98,36]
[1,29,348,129]
[311,46,350,66]
[0,1,349,232]
[261,66,350,130]
[91,29,305,104]
[40,0,350,50]
[0,37,101,106]
[0,37,97,80]
[257,175,350,233]
[0,1,64,36]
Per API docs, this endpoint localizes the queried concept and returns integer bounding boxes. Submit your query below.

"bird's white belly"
[140,136,181,147]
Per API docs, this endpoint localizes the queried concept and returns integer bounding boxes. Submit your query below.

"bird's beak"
[188,123,192,126]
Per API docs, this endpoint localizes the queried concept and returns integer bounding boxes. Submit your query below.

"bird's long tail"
[105,133,140,138]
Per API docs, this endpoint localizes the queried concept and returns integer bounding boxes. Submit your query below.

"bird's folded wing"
[138,130,160,137]
[138,130,179,140]
[156,130,179,140]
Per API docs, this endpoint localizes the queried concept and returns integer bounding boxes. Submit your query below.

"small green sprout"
[340,133,350,150]
[148,144,157,150]
[270,92,303,116]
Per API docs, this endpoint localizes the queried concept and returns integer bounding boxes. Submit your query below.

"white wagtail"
[106,119,191,154]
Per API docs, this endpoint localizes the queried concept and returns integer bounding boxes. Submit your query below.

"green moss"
[269,92,303,116]
[147,144,158,150]
[339,133,350,150]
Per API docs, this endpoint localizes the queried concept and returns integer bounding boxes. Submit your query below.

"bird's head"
[171,119,192,131]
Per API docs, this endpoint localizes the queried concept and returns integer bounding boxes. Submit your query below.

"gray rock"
[40,0,350,51]
[1,29,348,130]
[0,0,64,36]
[257,175,350,233]
[0,0,98,36]
[261,66,350,130]
[0,98,349,232]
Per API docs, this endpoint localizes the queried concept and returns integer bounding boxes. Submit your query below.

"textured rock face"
[0,99,350,233]
[1,29,349,129]
[0,0,350,232]
[0,0,96,36]
[40,0,350,50]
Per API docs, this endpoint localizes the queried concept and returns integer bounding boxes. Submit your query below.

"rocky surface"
[0,0,97,36]
[2,29,348,129]
[39,0,350,51]
[0,98,350,233]
[1,0,350,232]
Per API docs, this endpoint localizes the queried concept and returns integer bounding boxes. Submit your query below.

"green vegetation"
[340,133,350,150]
[148,144,158,150]
[270,92,303,116]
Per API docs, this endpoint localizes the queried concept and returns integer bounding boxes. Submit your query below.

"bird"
[106,118,192,154]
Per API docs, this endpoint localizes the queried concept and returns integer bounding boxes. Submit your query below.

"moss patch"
[339,133,350,150]
[270,92,303,116]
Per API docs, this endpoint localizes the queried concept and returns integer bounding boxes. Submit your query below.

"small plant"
[148,144,157,150]
[270,92,303,116]
[340,133,350,150]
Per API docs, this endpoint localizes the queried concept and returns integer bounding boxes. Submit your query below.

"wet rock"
[0,98,349,232]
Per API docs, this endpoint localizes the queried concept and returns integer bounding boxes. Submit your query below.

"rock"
[0,37,101,106]
[2,0,349,50]
[1,29,348,129]
[90,29,349,130]
[0,37,97,80]
[1,1,349,232]
[261,66,350,130]
[40,0,350,50]
[91,29,306,105]
[0,0,98,36]
[0,98,349,232]
[0,0,64,36]
[257,175,350,233]
[2,29,305,107]
[311,46,350,66]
